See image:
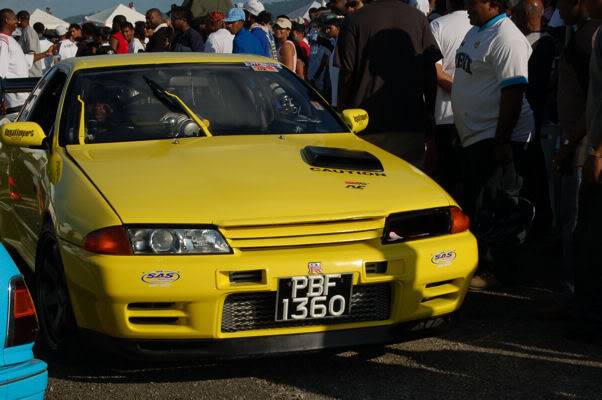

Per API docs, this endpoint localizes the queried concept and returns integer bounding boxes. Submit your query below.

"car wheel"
[35,231,78,354]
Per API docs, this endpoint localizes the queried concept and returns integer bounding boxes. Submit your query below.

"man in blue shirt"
[243,0,273,58]
[224,7,264,56]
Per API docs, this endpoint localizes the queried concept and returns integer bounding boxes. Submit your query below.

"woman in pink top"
[110,15,129,54]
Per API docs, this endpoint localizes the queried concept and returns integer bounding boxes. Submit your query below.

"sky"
[2,0,180,18]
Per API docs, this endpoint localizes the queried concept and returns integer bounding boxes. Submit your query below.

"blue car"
[0,245,47,399]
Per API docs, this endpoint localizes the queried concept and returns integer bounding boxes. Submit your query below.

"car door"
[9,69,68,266]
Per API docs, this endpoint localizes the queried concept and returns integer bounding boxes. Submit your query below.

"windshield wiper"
[143,76,212,137]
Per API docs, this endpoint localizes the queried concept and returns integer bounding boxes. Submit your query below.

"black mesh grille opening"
[221,283,392,333]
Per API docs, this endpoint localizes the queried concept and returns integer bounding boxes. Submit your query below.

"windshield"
[60,63,347,145]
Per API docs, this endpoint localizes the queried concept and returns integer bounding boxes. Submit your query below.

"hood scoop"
[301,146,384,171]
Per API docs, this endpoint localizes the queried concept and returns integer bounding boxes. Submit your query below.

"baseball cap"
[208,11,225,23]
[224,7,246,22]
[273,17,292,30]
[56,26,68,36]
[243,0,265,16]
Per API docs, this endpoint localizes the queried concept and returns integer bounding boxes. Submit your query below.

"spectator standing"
[308,22,333,98]
[336,0,442,166]
[131,21,146,53]
[292,22,310,60]
[171,6,204,52]
[550,0,601,291]
[0,9,53,113]
[110,15,129,54]
[56,24,80,63]
[273,18,299,74]
[16,10,43,77]
[121,22,135,51]
[429,0,472,193]
[34,22,53,73]
[451,0,535,287]
[574,0,602,339]
[512,0,556,238]
[204,11,234,53]
[76,22,99,57]
[325,17,341,107]
[225,8,264,56]
[243,0,271,58]
[146,8,172,52]
[256,11,278,59]
[96,27,115,55]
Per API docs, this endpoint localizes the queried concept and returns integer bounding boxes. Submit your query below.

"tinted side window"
[21,71,68,139]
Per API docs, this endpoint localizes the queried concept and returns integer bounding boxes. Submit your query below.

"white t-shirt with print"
[57,39,78,62]
[451,14,534,147]
[0,33,33,108]
[430,10,472,125]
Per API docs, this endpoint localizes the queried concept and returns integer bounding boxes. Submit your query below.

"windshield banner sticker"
[244,62,281,72]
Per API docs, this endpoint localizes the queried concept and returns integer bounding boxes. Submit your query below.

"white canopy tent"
[29,9,69,30]
[84,4,146,27]
[287,1,322,21]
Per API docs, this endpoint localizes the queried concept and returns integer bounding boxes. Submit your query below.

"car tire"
[35,229,79,356]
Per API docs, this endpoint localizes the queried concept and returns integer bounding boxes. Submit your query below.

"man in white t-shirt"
[0,9,53,113]
[451,0,535,288]
[204,11,233,53]
[429,0,472,192]
[56,24,80,63]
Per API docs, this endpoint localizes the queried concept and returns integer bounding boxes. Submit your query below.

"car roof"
[61,52,278,73]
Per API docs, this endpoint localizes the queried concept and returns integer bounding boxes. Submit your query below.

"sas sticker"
[244,62,281,72]
[141,270,181,286]
[431,251,456,266]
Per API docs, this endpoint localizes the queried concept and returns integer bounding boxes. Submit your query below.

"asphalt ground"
[42,285,602,400]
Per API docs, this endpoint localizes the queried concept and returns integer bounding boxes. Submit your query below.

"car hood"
[66,134,451,226]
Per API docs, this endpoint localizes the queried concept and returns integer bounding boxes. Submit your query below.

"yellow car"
[0,54,477,358]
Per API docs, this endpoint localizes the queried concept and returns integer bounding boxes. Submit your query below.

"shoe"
[470,273,500,290]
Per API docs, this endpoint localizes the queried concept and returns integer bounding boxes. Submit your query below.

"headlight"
[128,227,231,255]
[382,206,470,244]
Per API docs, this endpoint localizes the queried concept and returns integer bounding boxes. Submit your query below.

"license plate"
[275,274,353,321]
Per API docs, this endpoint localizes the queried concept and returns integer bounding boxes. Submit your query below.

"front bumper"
[59,231,477,342]
[86,314,454,360]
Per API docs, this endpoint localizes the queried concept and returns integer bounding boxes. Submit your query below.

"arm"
[436,63,453,93]
[281,42,296,71]
[422,18,442,137]
[110,37,119,52]
[336,17,357,111]
[493,84,526,163]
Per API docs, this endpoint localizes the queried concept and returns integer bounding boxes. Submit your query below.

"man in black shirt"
[336,0,441,166]
[171,6,204,52]
[145,8,173,52]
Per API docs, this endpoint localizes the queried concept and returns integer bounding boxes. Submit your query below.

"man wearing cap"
[0,9,54,114]
[224,7,263,56]
[243,0,271,58]
[205,11,234,53]
[56,24,80,63]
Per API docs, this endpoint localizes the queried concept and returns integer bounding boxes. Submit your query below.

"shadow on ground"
[43,287,602,400]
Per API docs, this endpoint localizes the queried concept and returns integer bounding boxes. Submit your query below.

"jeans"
[574,181,602,322]
[559,167,582,290]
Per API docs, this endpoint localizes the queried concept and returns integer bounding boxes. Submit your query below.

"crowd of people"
[2,0,602,338]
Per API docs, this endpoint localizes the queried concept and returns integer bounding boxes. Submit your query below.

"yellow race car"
[0,54,477,358]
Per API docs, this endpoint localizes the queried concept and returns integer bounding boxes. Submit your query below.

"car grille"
[221,217,385,249]
[221,283,392,333]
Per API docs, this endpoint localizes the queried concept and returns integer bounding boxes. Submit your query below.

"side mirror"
[341,109,369,134]
[0,122,46,147]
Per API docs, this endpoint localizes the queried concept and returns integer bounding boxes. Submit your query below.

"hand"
[494,142,513,164]
[45,44,55,57]
[553,144,575,175]
[583,154,602,184]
